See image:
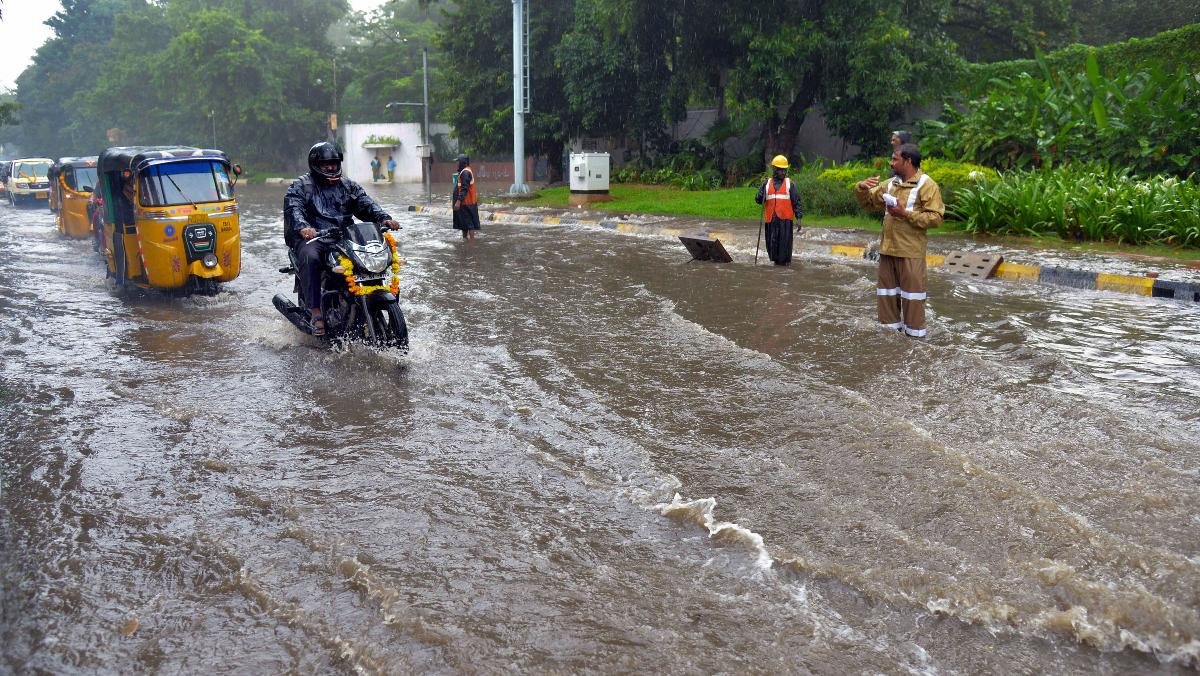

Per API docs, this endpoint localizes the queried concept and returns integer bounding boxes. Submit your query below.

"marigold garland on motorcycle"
[336,231,402,296]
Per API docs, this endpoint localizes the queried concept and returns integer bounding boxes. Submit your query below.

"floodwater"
[2,182,1198,674]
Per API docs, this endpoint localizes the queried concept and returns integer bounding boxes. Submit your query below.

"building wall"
[341,123,422,183]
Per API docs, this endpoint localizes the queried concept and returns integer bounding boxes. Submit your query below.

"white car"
[6,157,54,206]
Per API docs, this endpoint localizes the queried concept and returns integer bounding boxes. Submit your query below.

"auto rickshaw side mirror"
[233,164,243,176]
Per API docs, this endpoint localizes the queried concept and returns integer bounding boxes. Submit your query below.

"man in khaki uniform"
[855,143,944,337]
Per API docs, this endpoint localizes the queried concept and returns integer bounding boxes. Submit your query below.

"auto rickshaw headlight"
[202,253,218,269]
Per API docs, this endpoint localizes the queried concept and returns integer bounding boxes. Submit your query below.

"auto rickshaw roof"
[49,156,98,179]
[55,156,99,168]
[98,147,230,174]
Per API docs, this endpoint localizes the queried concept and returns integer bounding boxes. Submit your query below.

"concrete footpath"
[407,204,1200,304]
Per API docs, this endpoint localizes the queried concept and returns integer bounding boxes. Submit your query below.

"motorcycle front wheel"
[369,301,409,349]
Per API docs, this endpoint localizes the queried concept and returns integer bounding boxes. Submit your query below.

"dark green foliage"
[965,23,1200,91]
[945,0,1072,62]
[925,53,1200,177]
[12,0,347,167]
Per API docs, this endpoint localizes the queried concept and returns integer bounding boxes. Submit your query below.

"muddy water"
[2,182,1198,673]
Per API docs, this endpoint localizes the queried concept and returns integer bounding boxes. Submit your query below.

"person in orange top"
[452,154,480,240]
[753,154,804,265]
[855,143,945,338]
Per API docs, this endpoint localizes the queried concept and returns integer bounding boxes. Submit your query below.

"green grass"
[513,184,881,229]
[500,183,1200,263]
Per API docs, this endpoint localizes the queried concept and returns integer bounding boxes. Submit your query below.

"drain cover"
[679,235,733,263]
[942,251,1002,278]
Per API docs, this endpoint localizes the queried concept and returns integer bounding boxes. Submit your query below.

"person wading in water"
[452,154,480,240]
[754,154,804,265]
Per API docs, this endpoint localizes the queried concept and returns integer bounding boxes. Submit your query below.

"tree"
[944,0,1072,62]
[15,0,350,168]
[337,1,441,130]
[433,0,574,181]
[723,1,960,163]
[14,0,127,156]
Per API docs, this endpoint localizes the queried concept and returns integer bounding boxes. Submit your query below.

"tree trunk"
[714,69,728,175]
[763,70,819,166]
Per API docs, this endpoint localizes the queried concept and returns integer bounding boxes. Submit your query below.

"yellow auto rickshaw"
[49,156,99,239]
[96,146,242,294]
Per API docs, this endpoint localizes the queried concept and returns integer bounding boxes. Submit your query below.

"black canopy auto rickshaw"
[49,156,99,239]
[96,146,242,294]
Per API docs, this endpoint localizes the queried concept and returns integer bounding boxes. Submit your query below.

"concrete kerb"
[406,204,1200,303]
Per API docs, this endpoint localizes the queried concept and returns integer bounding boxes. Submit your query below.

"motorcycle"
[273,218,409,349]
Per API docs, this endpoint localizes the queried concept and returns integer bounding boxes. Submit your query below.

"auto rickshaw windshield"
[137,160,233,206]
[14,162,51,179]
[66,166,99,191]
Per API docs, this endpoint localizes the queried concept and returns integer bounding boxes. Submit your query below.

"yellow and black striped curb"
[406,205,1200,303]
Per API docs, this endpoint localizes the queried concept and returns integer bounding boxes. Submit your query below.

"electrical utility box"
[570,152,610,193]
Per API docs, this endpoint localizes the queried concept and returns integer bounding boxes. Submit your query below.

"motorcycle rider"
[284,141,400,336]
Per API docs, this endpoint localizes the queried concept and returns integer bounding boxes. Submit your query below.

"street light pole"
[422,47,430,204]
[210,109,216,149]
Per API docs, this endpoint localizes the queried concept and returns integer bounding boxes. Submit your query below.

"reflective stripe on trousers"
[876,253,928,337]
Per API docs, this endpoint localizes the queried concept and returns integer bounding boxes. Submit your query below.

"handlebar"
[311,221,400,241]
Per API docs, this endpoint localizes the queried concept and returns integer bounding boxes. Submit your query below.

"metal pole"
[210,110,216,149]
[509,0,528,194]
[423,47,431,204]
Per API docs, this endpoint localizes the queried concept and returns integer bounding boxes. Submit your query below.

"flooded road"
[2,182,1199,673]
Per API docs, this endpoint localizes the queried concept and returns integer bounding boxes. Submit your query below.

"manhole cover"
[942,251,1002,278]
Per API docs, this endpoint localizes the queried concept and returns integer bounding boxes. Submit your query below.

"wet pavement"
[2,181,1199,673]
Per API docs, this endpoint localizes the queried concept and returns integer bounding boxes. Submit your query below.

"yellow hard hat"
[770,154,789,169]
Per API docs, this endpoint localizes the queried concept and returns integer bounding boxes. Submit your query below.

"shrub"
[814,159,996,210]
[924,53,1200,177]
[951,165,1200,247]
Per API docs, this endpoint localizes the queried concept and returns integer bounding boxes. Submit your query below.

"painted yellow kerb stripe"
[615,222,635,233]
[994,262,1041,281]
[1096,273,1154,295]
[830,245,865,258]
[926,254,946,267]
[541,217,561,225]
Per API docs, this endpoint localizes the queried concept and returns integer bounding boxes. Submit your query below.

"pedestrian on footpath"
[452,154,480,240]
[890,130,912,152]
[855,143,944,338]
[370,156,381,182]
[754,154,804,265]
[387,155,396,182]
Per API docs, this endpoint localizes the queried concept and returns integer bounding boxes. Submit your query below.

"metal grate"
[942,251,1002,278]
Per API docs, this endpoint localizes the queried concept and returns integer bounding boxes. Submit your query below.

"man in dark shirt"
[284,142,400,335]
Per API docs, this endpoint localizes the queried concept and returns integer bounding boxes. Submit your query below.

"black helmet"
[455,153,469,167]
[308,142,343,180]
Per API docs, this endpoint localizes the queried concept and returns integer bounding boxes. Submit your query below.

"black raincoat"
[284,174,392,245]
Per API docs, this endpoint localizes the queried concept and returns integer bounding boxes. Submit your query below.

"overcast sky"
[0,0,386,91]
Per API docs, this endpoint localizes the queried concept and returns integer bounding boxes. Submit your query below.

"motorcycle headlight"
[349,241,390,274]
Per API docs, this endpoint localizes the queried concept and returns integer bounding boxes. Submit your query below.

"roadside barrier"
[406,205,1200,303]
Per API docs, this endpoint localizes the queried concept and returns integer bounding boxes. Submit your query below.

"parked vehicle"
[0,160,12,199]
[96,146,242,295]
[48,156,99,238]
[272,218,409,349]
[6,157,53,206]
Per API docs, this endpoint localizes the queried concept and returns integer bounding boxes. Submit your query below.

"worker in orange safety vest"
[754,154,804,265]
